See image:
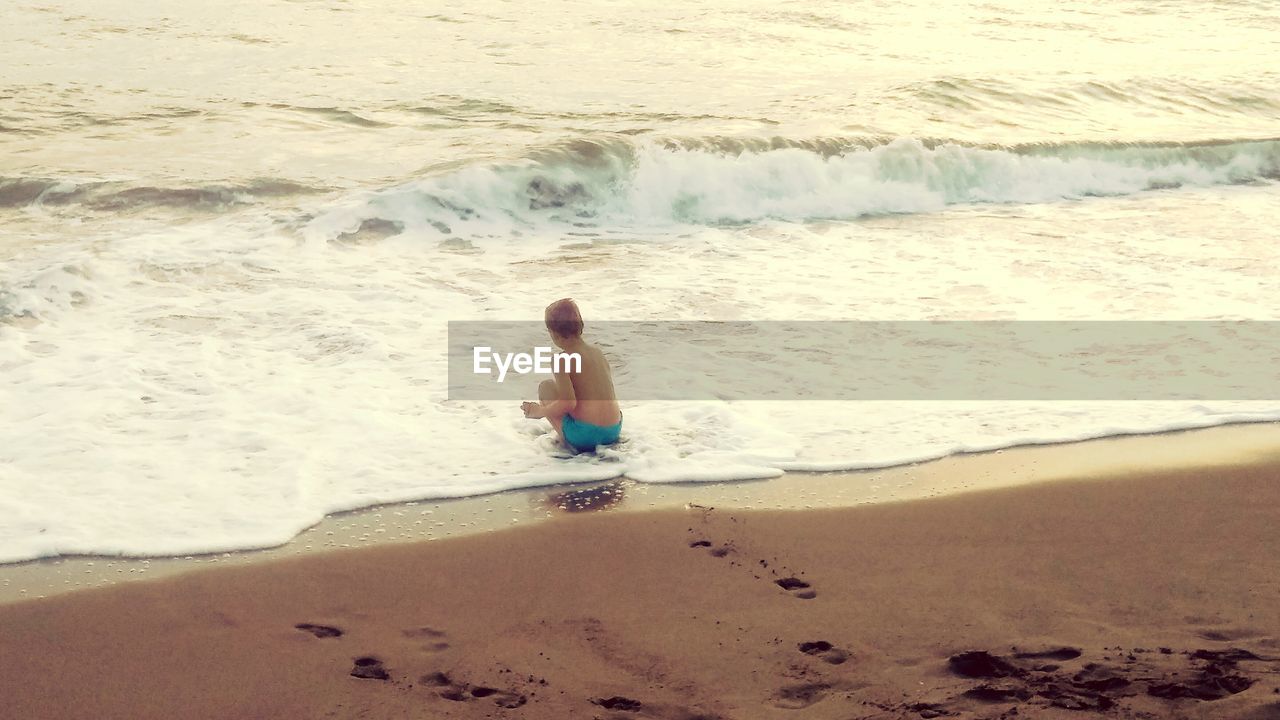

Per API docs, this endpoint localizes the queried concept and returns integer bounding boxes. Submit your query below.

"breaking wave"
[307,135,1280,239]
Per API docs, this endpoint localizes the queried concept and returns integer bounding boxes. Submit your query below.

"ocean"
[1,0,1277,562]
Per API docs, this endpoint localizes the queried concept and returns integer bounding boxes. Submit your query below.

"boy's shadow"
[542,480,627,513]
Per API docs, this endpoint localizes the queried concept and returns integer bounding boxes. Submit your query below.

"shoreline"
[2,427,1279,718]
[2,421,1277,605]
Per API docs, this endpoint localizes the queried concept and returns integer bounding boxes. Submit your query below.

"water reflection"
[543,480,627,513]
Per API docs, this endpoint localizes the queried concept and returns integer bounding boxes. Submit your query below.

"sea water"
[1,0,1278,562]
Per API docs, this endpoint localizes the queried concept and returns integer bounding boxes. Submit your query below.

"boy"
[521,299,622,452]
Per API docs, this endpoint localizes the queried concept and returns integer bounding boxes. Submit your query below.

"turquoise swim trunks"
[562,413,622,452]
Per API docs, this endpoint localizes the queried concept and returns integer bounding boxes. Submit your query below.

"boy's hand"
[521,401,543,419]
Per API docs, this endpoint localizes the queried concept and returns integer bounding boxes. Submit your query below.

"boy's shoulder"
[571,341,606,366]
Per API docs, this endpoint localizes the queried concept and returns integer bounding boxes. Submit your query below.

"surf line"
[472,346,582,383]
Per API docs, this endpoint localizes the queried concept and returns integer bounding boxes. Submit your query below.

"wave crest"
[307,135,1280,239]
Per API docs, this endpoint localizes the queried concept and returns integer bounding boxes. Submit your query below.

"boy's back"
[523,298,623,452]
[563,341,620,427]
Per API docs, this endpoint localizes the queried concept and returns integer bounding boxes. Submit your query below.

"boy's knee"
[538,379,557,400]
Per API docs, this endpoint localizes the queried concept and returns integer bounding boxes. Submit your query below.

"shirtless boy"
[521,299,622,452]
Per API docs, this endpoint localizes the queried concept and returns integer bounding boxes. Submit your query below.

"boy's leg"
[538,379,568,445]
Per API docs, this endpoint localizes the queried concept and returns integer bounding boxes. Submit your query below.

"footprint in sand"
[421,671,452,686]
[771,682,830,709]
[947,650,1024,678]
[687,513,817,600]
[350,656,390,681]
[798,641,849,665]
[688,539,734,558]
[402,626,451,653]
[1011,646,1083,671]
[403,626,447,638]
[422,671,527,708]
[938,644,1273,714]
[1196,626,1264,642]
[469,686,528,708]
[593,696,643,712]
[692,542,817,598]
[774,577,816,600]
[295,623,343,638]
[1012,647,1083,662]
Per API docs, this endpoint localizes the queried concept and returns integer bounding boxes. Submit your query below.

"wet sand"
[2,425,1280,719]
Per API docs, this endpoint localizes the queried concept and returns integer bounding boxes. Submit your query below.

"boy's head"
[544,298,583,347]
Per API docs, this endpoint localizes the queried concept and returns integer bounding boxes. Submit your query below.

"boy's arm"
[527,370,576,420]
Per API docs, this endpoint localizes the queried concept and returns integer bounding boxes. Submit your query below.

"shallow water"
[1,0,1278,562]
